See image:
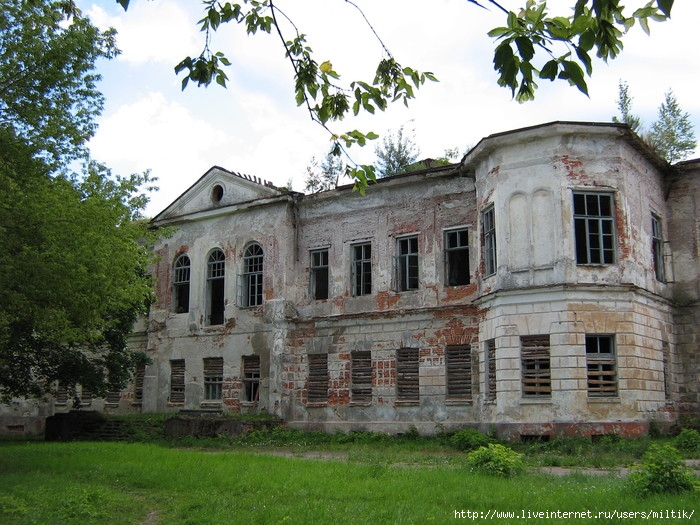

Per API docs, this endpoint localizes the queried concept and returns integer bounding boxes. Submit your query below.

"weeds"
[627,444,697,497]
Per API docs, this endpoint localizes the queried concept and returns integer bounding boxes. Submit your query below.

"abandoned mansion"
[5,121,700,439]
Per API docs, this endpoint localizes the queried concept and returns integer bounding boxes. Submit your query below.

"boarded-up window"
[307,354,328,403]
[586,335,617,397]
[243,355,261,402]
[446,345,477,401]
[662,341,671,401]
[486,339,497,402]
[397,348,419,402]
[80,388,93,406]
[351,351,372,403]
[105,390,120,405]
[170,359,185,404]
[203,357,223,400]
[134,362,145,404]
[55,384,68,405]
[521,335,551,398]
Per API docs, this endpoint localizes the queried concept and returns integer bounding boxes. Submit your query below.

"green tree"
[612,80,642,133]
[648,89,696,163]
[304,152,344,193]
[0,0,155,402]
[375,126,420,178]
[113,0,674,190]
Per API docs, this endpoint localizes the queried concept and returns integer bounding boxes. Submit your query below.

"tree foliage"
[114,0,675,190]
[304,152,344,193]
[648,89,696,164]
[612,80,642,133]
[0,1,155,402]
[374,126,420,178]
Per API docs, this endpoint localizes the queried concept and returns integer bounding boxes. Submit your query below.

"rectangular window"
[662,341,671,401]
[207,250,225,325]
[242,355,261,403]
[352,243,372,296]
[203,357,223,401]
[310,249,329,300]
[55,384,68,405]
[351,351,372,403]
[586,335,617,397]
[394,236,419,291]
[397,347,419,402]
[170,359,185,404]
[307,354,328,403]
[445,229,470,286]
[651,214,666,282]
[446,345,477,402]
[573,193,615,264]
[521,335,551,398]
[134,362,145,404]
[486,339,497,402]
[482,206,497,276]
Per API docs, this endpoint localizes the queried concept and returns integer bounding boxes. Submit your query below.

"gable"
[151,166,281,223]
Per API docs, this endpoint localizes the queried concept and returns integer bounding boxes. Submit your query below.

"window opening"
[203,357,223,401]
[521,335,551,398]
[397,348,419,401]
[310,249,329,300]
[240,243,264,307]
[486,339,497,402]
[352,243,372,296]
[351,351,372,403]
[446,345,476,402]
[173,254,191,313]
[307,354,328,403]
[170,359,185,404]
[651,214,666,282]
[243,355,261,403]
[482,206,497,276]
[586,335,617,397]
[394,236,419,291]
[573,193,615,264]
[445,229,470,286]
[207,249,225,325]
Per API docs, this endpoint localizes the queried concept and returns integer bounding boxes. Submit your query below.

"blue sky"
[77,1,700,217]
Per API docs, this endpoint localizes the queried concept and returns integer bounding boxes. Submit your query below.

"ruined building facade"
[4,121,698,438]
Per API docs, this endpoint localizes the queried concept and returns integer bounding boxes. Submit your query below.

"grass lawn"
[0,439,697,524]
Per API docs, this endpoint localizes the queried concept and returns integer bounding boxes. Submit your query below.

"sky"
[77,0,700,217]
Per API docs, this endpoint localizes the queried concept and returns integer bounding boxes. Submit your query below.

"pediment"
[151,166,281,223]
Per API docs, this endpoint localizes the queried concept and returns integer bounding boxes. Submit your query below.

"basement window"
[243,355,261,403]
[307,354,328,404]
[586,335,618,397]
[169,359,185,405]
[445,228,470,286]
[203,357,224,401]
[446,345,477,402]
[397,348,419,402]
[521,335,551,398]
[351,351,372,403]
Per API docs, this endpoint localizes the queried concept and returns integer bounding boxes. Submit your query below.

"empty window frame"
[394,236,419,291]
[573,192,615,264]
[310,249,329,300]
[133,362,145,404]
[586,335,618,397]
[203,357,224,401]
[482,206,497,276]
[307,354,328,403]
[351,351,372,403]
[397,347,419,402]
[173,254,191,313]
[206,249,225,325]
[445,228,470,286]
[485,339,497,402]
[170,359,185,404]
[240,243,264,307]
[242,355,261,403]
[446,345,477,402]
[521,335,551,398]
[352,243,372,296]
[651,214,666,282]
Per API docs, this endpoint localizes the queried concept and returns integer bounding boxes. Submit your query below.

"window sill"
[587,396,620,403]
[520,397,552,404]
[446,399,473,406]
[349,401,372,407]
[395,400,419,407]
[306,402,328,408]
[201,401,222,409]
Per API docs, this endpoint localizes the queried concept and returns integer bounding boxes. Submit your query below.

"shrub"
[627,444,696,497]
[466,444,524,477]
[674,428,700,453]
[449,428,494,451]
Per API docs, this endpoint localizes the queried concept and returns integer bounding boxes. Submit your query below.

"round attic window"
[211,184,224,203]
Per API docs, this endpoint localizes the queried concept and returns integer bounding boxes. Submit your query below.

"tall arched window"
[207,249,225,325]
[173,254,191,313]
[240,243,263,307]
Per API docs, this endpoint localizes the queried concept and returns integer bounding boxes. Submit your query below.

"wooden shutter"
[351,351,372,403]
[521,335,551,397]
[307,354,328,403]
[397,348,419,401]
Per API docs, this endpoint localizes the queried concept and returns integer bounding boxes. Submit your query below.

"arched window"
[173,254,191,313]
[240,243,263,307]
[207,249,225,325]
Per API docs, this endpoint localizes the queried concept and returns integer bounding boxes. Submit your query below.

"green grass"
[0,440,697,524]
